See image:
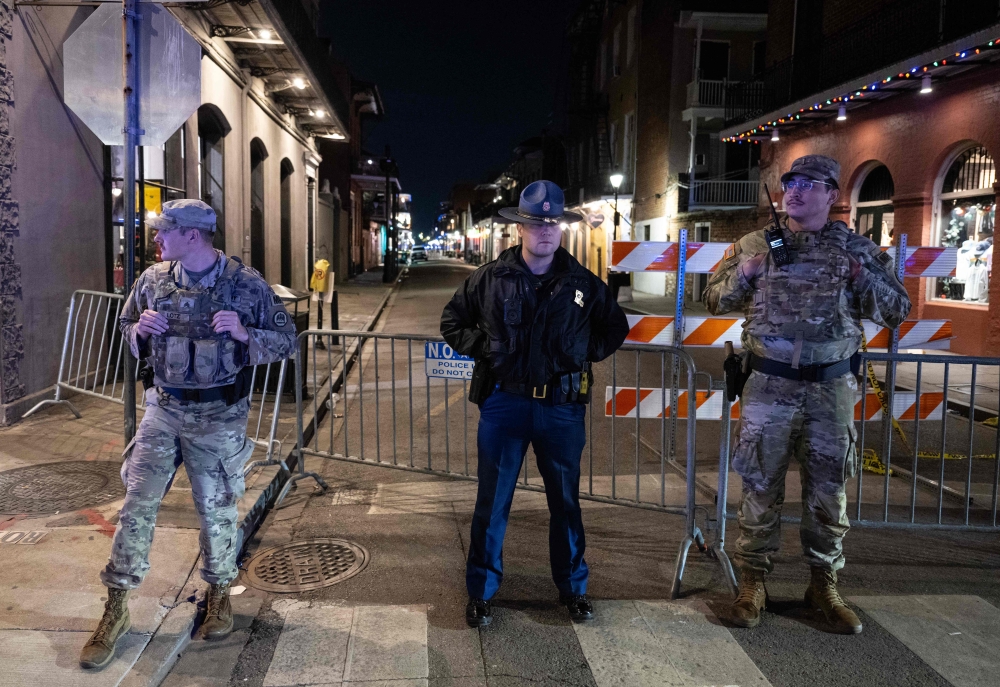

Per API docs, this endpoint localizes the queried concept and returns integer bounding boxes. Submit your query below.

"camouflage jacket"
[703,220,911,366]
[121,251,297,387]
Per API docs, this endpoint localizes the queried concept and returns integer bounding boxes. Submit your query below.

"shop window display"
[936,147,994,304]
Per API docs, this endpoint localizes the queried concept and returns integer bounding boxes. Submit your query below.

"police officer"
[704,156,911,634]
[80,200,297,669]
[441,180,629,627]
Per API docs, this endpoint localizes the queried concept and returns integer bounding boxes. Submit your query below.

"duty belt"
[497,370,591,405]
[747,351,861,383]
[157,385,236,404]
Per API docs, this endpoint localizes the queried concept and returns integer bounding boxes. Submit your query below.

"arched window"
[250,138,268,275]
[198,105,231,253]
[854,164,894,246]
[936,145,995,303]
[279,158,294,286]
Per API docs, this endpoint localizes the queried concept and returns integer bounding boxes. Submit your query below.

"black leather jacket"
[441,246,629,393]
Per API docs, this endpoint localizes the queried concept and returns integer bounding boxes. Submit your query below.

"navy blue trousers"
[467,391,589,600]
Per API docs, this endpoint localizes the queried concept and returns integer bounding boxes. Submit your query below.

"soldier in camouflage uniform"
[704,155,911,634]
[80,200,296,670]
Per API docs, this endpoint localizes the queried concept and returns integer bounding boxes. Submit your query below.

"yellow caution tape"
[862,449,892,476]
[985,416,998,428]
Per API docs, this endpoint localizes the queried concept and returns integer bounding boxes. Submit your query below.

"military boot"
[805,567,863,634]
[729,568,767,628]
[202,583,234,640]
[79,588,131,669]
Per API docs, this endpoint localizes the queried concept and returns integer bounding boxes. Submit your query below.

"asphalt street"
[164,258,1000,687]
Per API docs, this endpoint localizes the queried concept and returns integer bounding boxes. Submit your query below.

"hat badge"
[542,201,550,211]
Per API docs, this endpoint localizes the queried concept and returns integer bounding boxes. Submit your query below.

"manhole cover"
[245,538,369,592]
[0,461,124,515]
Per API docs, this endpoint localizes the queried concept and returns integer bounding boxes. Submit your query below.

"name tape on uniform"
[610,241,958,277]
[424,341,474,380]
[604,387,945,421]
[624,315,952,350]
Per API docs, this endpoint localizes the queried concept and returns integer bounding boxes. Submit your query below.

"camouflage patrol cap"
[780,155,841,188]
[146,199,217,233]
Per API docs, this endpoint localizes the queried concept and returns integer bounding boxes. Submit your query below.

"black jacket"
[441,246,629,391]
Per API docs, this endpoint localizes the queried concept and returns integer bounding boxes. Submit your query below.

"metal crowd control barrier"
[291,329,732,598]
[708,351,1000,567]
[24,290,135,418]
[22,288,291,481]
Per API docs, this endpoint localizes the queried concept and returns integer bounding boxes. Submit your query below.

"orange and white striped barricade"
[624,315,953,350]
[605,387,944,422]
[611,240,958,278]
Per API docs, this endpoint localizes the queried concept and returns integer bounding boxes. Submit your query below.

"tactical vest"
[744,222,862,364]
[149,259,244,389]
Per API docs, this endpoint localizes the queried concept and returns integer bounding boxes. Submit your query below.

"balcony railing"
[690,180,759,207]
[725,0,1000,126]
[686,78,727,109]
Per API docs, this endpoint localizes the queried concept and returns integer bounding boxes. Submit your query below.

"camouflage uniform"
[704,216,911,573]
[101,251,296,590]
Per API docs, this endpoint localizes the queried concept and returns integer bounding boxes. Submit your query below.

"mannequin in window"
[953,239,977,300]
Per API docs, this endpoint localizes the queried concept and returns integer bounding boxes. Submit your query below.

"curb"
[119,602,198,687]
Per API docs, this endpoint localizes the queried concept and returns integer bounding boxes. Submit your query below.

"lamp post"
[609,171,623,240]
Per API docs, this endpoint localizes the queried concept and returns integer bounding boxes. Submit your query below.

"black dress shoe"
[560,594,595,622]
[466,597,493,627]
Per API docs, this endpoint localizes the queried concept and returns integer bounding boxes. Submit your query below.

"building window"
[198,105,231,253]
[627,7,637,65]
[935,145,994,303]
[613,24,621,76]
[623,112,634,176]
[854,164,894,246]
[609,121,618,169]
[599,41,607,89]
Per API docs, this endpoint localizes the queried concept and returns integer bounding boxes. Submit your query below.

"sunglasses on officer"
[781,178,836,192]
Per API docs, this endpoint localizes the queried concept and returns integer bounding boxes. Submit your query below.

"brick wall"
[757,61,1000,356]
[632,1,676,223]
[0,1,21,409]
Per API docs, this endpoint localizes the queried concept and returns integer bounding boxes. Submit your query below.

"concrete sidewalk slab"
[0,628,149,686]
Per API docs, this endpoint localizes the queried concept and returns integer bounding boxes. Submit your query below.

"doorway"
[280,158,294,286]
[250,138,268,276]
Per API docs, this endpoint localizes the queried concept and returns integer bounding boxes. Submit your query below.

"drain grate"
[245,538,369,592]
[0,461,125,515]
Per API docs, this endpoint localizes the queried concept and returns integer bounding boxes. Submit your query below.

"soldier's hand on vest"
[212,311,249,343]
[848,254,862,280]
[741,253,767,281]
[135,310,168,341]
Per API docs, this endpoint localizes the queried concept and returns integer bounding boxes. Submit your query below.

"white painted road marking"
[852,595,1000,687]
[574,600,772,687]
[263,604,428,687]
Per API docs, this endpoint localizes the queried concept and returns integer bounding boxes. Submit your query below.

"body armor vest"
[149,260,244,389]
[744,222,862,365]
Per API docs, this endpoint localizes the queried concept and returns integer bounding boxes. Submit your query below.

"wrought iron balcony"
[689,180,759,208]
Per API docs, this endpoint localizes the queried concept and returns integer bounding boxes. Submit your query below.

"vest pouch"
[193,339,220,384]
[219,339,238,378]
[165,336,191,384]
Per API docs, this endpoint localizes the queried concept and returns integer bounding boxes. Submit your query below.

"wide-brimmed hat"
[496,180,583,225]
[147,198,217,232]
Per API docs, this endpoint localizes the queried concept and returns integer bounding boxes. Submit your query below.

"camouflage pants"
[101,388,254,590]
[732,370,859,574]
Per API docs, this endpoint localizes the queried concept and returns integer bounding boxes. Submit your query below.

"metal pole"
[122,0,140,443]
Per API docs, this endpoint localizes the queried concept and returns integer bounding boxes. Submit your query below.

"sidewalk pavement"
[0,270,395,687]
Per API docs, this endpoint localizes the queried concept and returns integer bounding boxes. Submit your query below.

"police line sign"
[425,342,474,379]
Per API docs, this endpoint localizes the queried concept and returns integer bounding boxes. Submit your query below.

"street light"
[610,172,623,240]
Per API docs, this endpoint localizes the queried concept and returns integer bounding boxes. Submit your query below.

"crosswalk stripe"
[852,595,1000,687]
[263,604,429,687]
[573,600,772,687]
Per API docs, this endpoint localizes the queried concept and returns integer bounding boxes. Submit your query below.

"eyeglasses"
[781,179,834,192]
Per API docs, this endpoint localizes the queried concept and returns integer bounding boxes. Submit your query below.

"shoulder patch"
[272,310,289,328]
[724,243,737,260]
[877,251,893,265]
[272,293,282,305]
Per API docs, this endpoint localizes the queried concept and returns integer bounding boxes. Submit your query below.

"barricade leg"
[278,345,328,507]
[243,362,291,477]
[669,350,704,599]
[710,382,738,597]
[23,396,82,420]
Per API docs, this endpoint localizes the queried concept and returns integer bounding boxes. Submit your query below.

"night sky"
[322,0,579,233]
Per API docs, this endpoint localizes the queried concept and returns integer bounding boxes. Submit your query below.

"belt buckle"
[532,384,547,399]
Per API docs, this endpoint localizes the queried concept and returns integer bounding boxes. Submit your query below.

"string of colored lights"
[722,36,1000,144]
